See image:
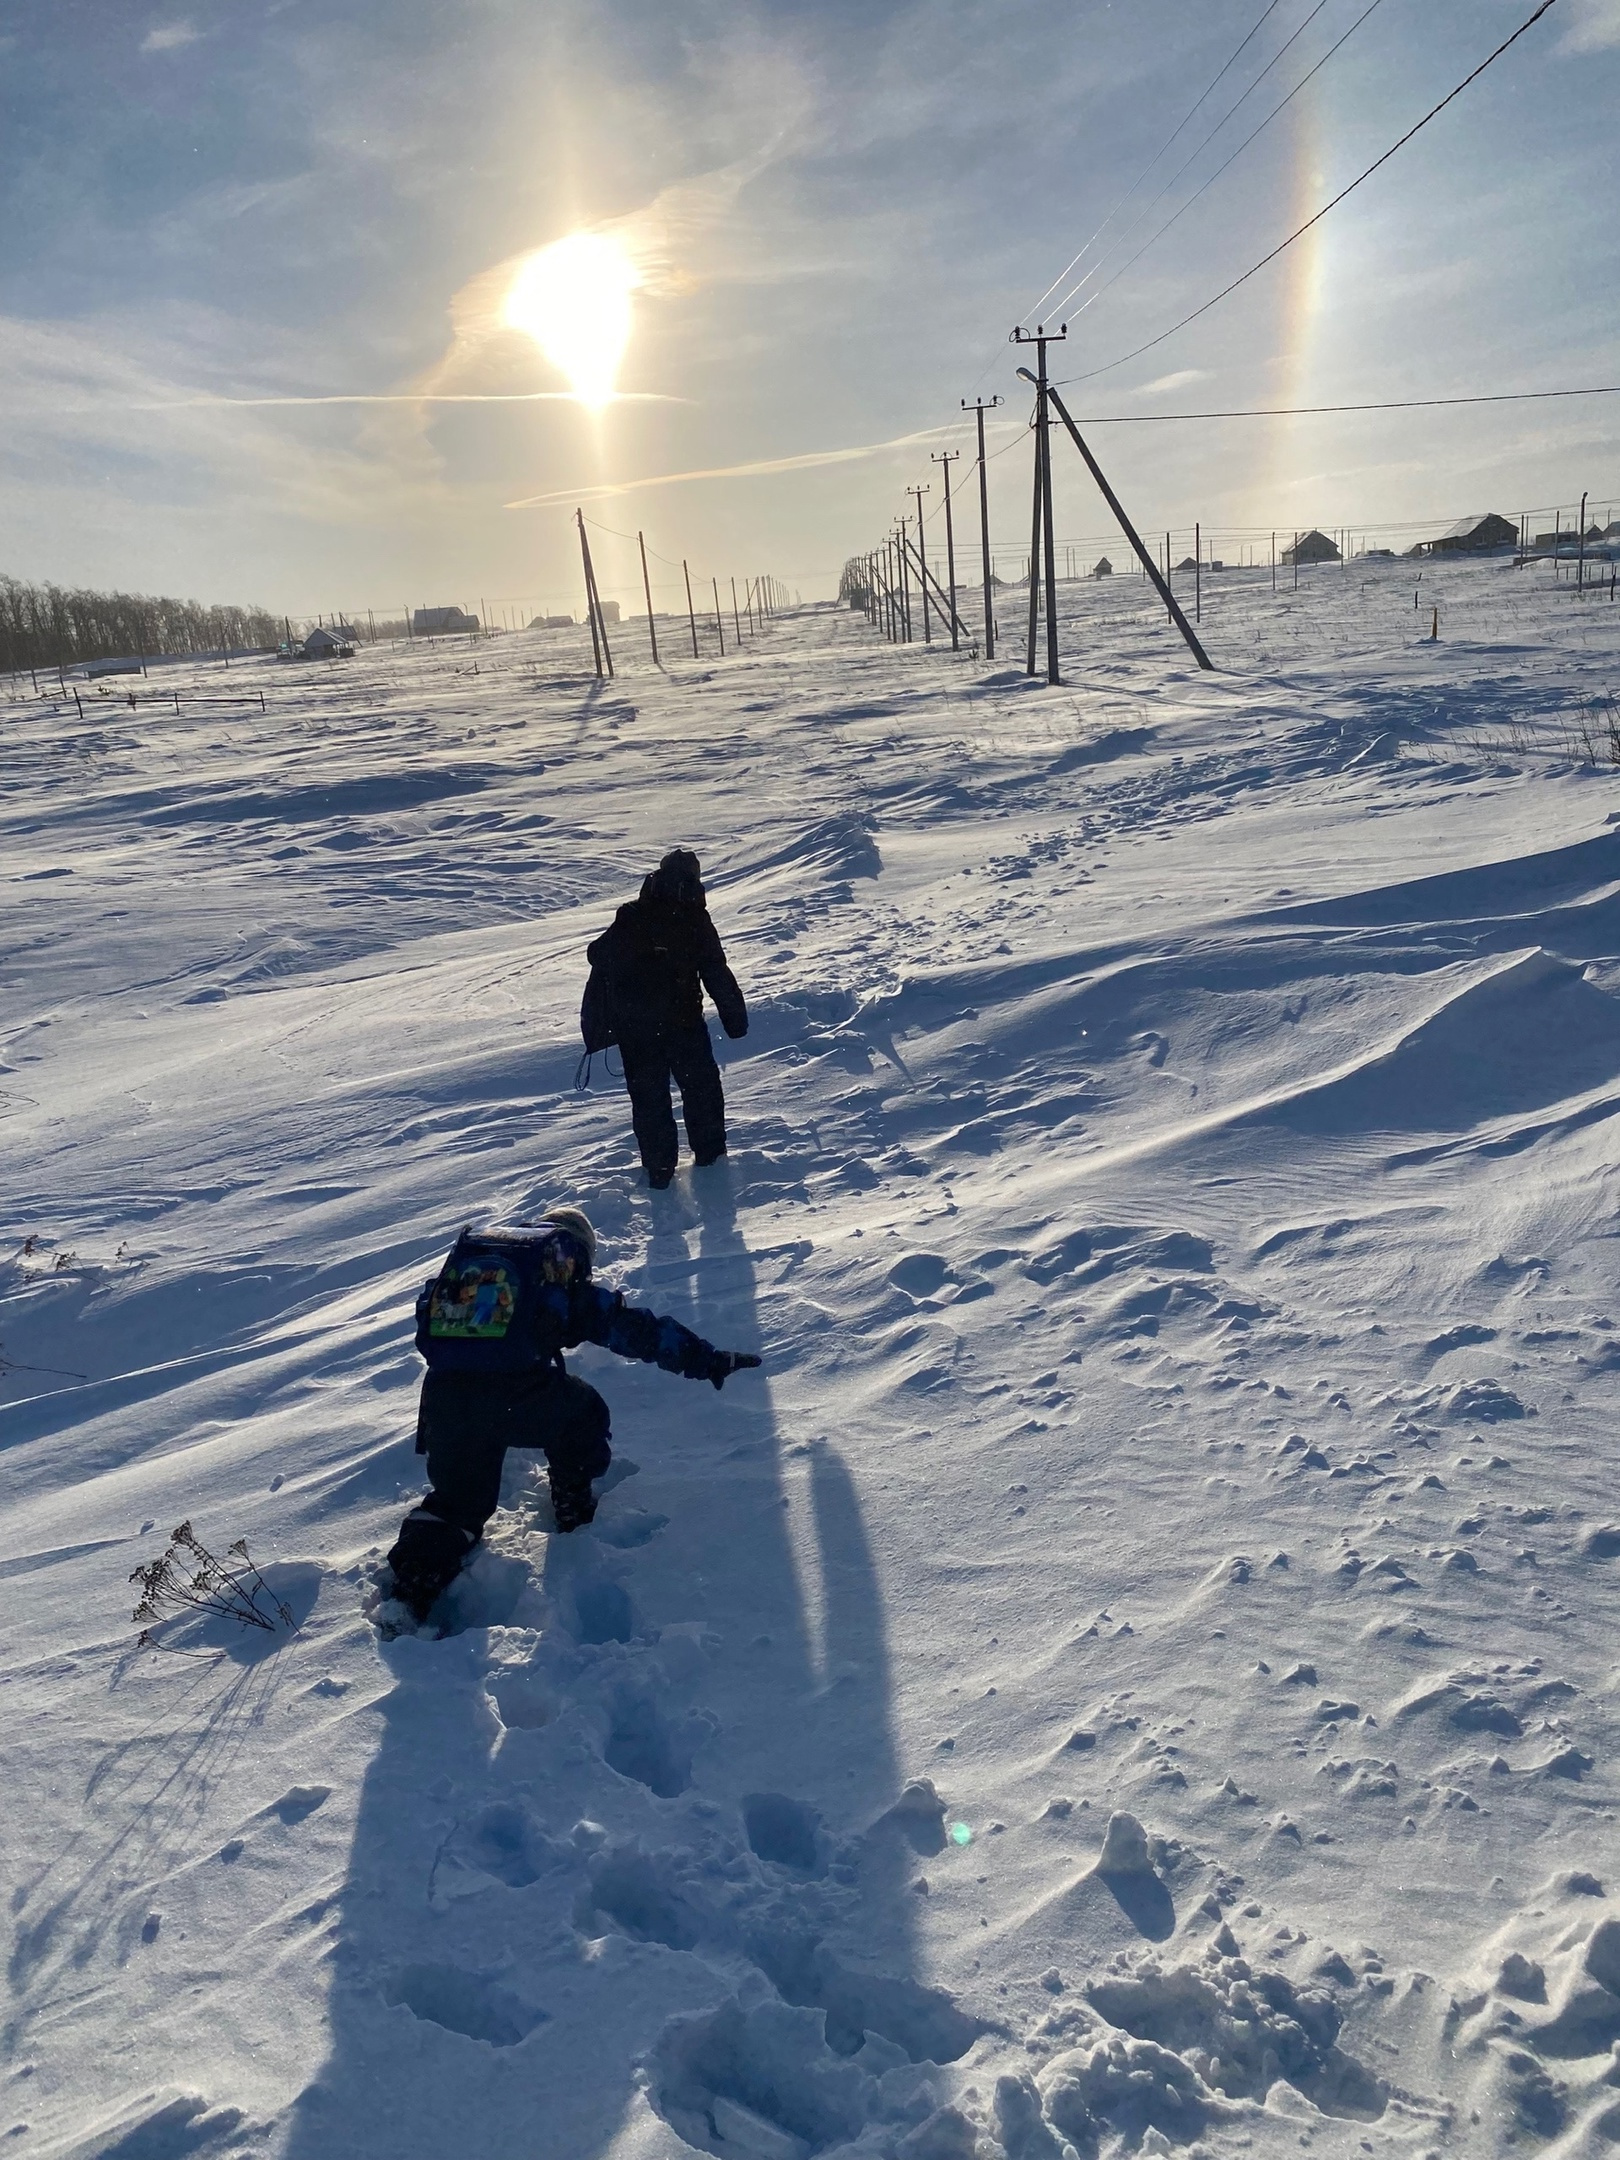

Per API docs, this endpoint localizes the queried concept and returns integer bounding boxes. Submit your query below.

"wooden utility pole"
[712,577,725,656]
[932,449,961,652]
[897,527,913,643]
[1012,323,1065,683]
[683,560,699,658]
[577,509,610,679]
[962,396,1002,661]
[909,485,933,644]
[1042,382,1213,672]
[1578,490,1589,592]
[1195,520,1201,625]
[730,576,742,644]
[639,532,659,665]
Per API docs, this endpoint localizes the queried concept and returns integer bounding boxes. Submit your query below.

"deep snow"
[5,551,1620,2160]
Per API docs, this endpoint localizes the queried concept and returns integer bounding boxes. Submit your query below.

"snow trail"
[5,556,1620,2156]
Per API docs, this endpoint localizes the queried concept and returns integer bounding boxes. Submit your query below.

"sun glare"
[502,232,639,408]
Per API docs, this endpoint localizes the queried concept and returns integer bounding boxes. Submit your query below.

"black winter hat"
[646,848,704,904]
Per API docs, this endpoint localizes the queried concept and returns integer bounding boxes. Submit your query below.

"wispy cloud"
[506,419,1022,511]
[1559,0,1620,48]
[141,20,200,52]
[1126,369,1212,400]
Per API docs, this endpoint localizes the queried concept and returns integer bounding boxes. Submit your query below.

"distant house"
[1176,556,1199,573]
[1093,556,1113,578]
[1363,548,1396,561]
[1281,530,1342,565]
[300,625,352,660]
[413,606,479,635]
[1605,521,1620,542]
[529,614,574,629]
[1413,512,1518,556]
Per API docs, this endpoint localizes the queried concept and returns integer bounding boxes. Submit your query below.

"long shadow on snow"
[283,1164,959,2160]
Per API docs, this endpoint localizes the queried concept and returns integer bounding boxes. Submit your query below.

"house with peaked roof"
[1281,530,1341,565]
[1413,513,1518,556]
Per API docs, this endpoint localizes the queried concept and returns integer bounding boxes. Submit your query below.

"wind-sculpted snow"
[4,556,1620,2157]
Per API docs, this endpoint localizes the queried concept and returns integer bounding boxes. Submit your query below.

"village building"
[1411,513,1519,556]
[1281,530,1342,565]
[1093,556,1113,578]
[412,606,479,635]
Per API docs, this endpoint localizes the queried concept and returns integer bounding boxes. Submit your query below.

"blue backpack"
[413,1223,585,1375]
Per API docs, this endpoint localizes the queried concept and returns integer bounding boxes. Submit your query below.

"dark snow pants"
[618,1023,727,1184]
[385,1368,611,1614]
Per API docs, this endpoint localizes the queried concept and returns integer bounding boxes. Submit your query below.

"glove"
[708,1349,762,1391]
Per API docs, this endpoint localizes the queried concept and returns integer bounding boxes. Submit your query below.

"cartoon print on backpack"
[428,1260,518,1338]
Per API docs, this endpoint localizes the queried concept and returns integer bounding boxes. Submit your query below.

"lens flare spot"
[502,232,639,408]
[949,1822,973,1847]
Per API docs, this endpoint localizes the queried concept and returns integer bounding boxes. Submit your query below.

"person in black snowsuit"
[385,1205,760,1622]
[586,848,747,1190]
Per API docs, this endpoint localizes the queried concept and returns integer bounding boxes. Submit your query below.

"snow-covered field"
[5,552,1620,2160]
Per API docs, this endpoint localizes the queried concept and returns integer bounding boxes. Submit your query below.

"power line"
[1068,381,1620,421]
[1058,0,1387,325]
[1058,0,1562,387]
[1027,0,1291,318]
[1053,0,1339,321]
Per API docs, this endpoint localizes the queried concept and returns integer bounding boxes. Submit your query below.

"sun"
[502,232,640,408]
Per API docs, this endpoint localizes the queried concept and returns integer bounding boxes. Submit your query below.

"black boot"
[386,1508,476,1620]
[548,1468,598,1533]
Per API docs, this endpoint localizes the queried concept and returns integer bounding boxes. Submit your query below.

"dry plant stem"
[131,1520,295,1644]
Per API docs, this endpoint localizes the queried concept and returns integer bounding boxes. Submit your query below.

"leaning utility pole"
[712,577,725,656]
[639,531,659,665]
[932,449,962,652]
[1042,381,1213,672]
[576,508,612,679]
[962,395,1003,661]
[1012,323,1065,684]
[909,485,933,644]
[683,559,700,658]
[730,576,742,644]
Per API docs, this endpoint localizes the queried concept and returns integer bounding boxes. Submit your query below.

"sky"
[2,0,1618,620]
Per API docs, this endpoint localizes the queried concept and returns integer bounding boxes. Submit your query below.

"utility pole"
[909,485,933,644]
[683,559,700,658]
[576,508,611,679]
[712,577,725,656]
[730,576,742,644]
[932,449,961,652]
[1012,322,1065,684]
[639,531,659,665]
[1041,381,1213,672]
[962,396,1003,661]
[1293,533,1299,592]
[1578,489,1589,593]
[746,579,756,635]
[1195,520,1201,626]
[897,527,913,643]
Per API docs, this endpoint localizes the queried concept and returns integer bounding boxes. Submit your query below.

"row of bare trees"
[0,574,281,675]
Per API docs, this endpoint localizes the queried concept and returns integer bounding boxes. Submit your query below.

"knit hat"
[647,847,704,904]
[542,1206,597,1267]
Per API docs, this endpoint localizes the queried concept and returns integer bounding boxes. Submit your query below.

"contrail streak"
[505,419,1019,509]
[15,390,680,412]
